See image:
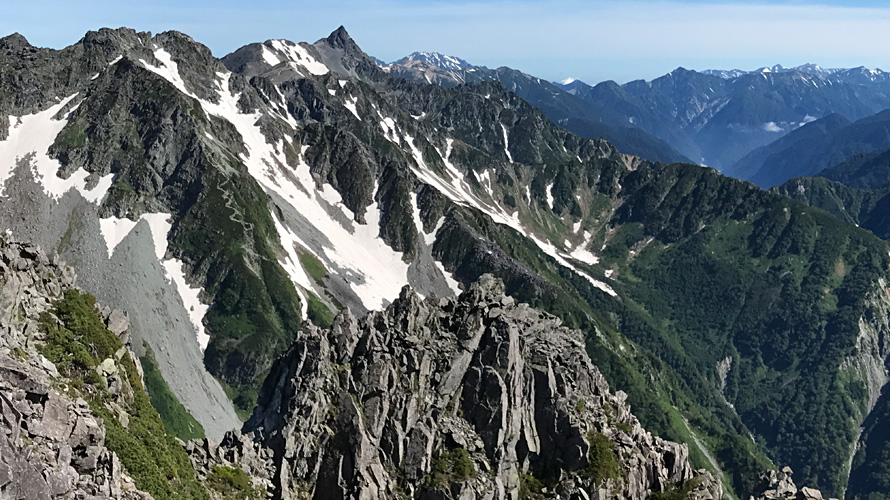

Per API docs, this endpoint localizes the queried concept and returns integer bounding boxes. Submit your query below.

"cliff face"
[239,275,721,500]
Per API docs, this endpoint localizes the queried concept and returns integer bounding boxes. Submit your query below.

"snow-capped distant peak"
[394,51,474,71]
[560,77,577,85]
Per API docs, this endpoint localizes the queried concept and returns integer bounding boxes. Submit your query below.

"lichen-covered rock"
[241,274,721,500]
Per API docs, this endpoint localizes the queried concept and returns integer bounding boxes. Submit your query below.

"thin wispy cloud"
[2,1,889,83]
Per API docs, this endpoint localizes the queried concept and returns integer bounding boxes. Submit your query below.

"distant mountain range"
[383,52,693,164]
[704,63,890,86]
[383,53,890,183]
[556,66,890,171]
[730,110,890,187]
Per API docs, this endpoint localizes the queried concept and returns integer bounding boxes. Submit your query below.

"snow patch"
[403,133,614,296]
[269,39,328,75]
[261,45,282,67]
[435,261,462,295]
[162,259,211,350]
[98,217,139,258]
[569,231,599,266]
[501,124,513,163]
[343,95,360,119]
[271,212,314,320]
[100,212,211,350]
[546,182,555,209]
[0,94,113,203]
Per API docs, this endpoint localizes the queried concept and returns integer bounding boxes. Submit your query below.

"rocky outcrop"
[751,467,834,500]
[241,274,721,500]
[186,430,277,497]
[0,237,152,500]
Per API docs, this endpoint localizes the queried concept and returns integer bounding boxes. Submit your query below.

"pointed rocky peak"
[323,25,354,50]
[311,25,387,81]
[0,32,32,51]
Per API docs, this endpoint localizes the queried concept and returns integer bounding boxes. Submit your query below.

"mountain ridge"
[3,24,890,497]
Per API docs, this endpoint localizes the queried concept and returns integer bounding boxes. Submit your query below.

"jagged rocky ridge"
[2,232,841,500]
[0,237,152,499]
[4,25,890,496]
[204,274,722,499]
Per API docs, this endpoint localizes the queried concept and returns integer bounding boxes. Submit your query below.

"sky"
[2,0,890,84]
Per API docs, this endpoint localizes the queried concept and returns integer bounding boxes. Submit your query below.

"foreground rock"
[236,274,722,500]
[0,237,151,499]
[750,467,834,500]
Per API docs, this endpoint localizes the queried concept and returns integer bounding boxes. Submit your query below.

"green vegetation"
[428,447,475,489]
[140,343,205,440]
[299,252,328,282]
[615,421,633,434]
[40,289,209,500]
[648,478,702,500]
[580,431,621,485]
[54,123,88,148]
[433,158,890,496]
[519,473,547,500]
[206,466,264,500]
[306,292,335,328]
[10,346,28,362]
[177,172,304,417]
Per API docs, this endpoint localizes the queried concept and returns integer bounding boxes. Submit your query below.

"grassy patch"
[299,252,328,282]
[649,478,702,500]
[206,466,264,500]
[306,292,335,328]
[40,289,209,500]
[428,447,475,490]
[580,430,621,485]
[519,473,547,500]
[140,343,205,440]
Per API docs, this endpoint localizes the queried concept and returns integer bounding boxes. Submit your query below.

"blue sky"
[3,0,889,84]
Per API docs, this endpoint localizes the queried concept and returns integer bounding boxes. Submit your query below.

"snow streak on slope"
[140,49,414,311]
[268,40,328,75]
[397,129,615,296]
[99,212,212,350]
[501,124,513,163]
[270,211,312,320]
[140,44,613,305]
[261,45,281,67]
[98,217,139,257]
[0,95,113,202]
[343,95,360,119]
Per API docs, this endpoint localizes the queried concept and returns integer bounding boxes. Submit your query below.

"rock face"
[750,467,834,500]
[242,274,721,499]
[0,236,152,499]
